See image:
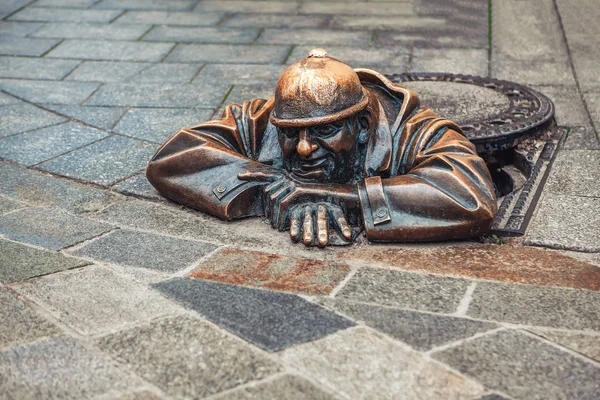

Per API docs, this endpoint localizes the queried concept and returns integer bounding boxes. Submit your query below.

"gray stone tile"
[0,207,113,250]
[47,39,175,62]
[214,375,338,400]
[0,122,108,166]
[433,330,600,400]
[99,390,166,400]
[0,56,80,80]
[525,193,600,252]
[9,7,122,23]
[492,0,568,62]
[131,63,202,83]
[562,126,600,150]
[0,36,60,56]
[0,336,145,399]
[0,79,100,105]
[473,395,511,400]
[33,0,97,7]
[586,91,600,132]
[112,172,163,200]
[0,286,62,347]
[86,81,228,108]
[321,299,498,351]
[144,26,260,44]
[154,278,355,352]
[278,327,484,400]
[0,0,31,19]
[71,229,217,272]
[0,161,117,214]
[493,57,576,86]
[532,85,592,128]
[166,43,291,64]
[0,239,89,283]
[0,196,24,215]
[0,21,43,37]
[42,104,127,130]
[0,91,20,106]
[114,107,212,143]
[223,13,328,29]
[194,0,298,13]
[299,1,413,15]
[115,10,224,25]
[290,45,408,68]
[95,0,196,11]
[13,265,182,335]
[221,85,274,113]
[37,135,158,187]
[331,14,444,30]
[375,28,487,49]
[193,63,285,85]
[529,328,600,362]
[467,281,600,331]
[336,268,470,314]
[411,48,488,76]
[0,102,67,138]
[32,22,151,40]
[258,29,371,47]
[546,150,600,197]
[96,315,281,398]
[65,60,152,82]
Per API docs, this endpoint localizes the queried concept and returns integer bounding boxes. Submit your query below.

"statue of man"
[147,49,497,247]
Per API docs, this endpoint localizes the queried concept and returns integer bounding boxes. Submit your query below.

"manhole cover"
[386,73,555,153]
[386,73,561,237]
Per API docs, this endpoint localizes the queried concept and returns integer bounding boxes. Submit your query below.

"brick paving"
[0,0,599,399]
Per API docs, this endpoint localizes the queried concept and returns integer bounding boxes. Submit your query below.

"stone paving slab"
[154,278,355,352]
[562,126,600,150]
[258,29,372,47]
[411,48,488,76]
[433,330,600,400]
[112,173,162,200]
[320,298,499,351]
[546,150,600,197]
[467,281,600,331]
[0,79,100,105]
[0,36,60,56]
[0,239,89,283]
[33,0,98,7]
[71,229,218,272]
[214,375,339,400]
[525,193,600,253]
[0,196,24,215]
[114,108,212,143]
[65,61,153,82]
[96,315,281,399]
[0,21,43,37]
[193,1,299,14]
[0,56,81,80]
[187,248,350,296]
[290,45,409,68]
[95,0,197,11]
[532,85,592,128]
[32,22,152,40]
[42,104,127,130]
[85,82,228,108]
[336,267,471,314]
[130,63,204,83]
[47,39,176,62]
[0,161,117,214]
[0,121,108,166]
[12,265,182,335]
[0,207,113,250]
[193,64,285,86]
[37,135,158,187]
[165,43,291,64]
[9,7,123,23]
[223,13,329,29]
[278,327,485,400]
[528,328,600,362]
[0,286,62,348]
[143,26,261,44]
[115,10,224,26]
[337,244,600,291]
[0,336,147,399]
[493,57,576,86]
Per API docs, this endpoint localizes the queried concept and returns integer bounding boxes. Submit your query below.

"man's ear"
[357,112,370,144]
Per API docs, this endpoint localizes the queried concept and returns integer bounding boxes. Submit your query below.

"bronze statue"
[147,49,497,247]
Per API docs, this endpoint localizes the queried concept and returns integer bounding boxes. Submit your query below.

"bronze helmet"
[270,48,369,127]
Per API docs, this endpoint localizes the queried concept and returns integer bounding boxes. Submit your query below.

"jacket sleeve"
[357,109,497,242]
[146,98,276,220]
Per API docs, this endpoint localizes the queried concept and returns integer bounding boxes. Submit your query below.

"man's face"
[277,117,360,183]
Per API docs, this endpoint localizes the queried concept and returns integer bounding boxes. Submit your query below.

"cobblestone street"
[1,0,599,399]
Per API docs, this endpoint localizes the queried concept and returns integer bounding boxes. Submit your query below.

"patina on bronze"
[147,49,498,247]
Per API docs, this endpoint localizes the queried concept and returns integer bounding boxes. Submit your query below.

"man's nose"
[297,128,318,157]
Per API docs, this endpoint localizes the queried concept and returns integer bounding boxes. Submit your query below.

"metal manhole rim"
[385,72,555,145]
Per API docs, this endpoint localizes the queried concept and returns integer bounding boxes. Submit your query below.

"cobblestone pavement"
[1,0,599,399]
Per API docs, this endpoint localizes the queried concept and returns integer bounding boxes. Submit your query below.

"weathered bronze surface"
[147,49,498,247]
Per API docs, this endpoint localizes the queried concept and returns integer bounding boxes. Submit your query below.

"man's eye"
[313,124,340,136]
[282,128,297,138]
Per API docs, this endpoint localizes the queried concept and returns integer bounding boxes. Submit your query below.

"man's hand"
[288,203,352,247]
